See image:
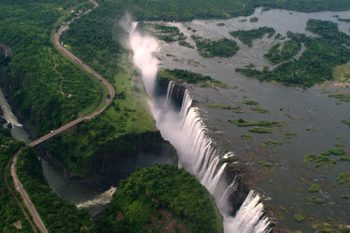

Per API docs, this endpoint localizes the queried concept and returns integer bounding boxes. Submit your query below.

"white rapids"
[126,18,271,233]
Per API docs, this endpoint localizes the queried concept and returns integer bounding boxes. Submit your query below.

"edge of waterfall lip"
[127,21,272,232]
[166,80,272,232]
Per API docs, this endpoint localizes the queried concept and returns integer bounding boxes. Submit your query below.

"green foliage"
[341,119,350,127]
[159,69,225,87]
[308,183,320,193]
[248,127,272,134]
[61,1,124,81]
[16,149,94,233]
[236,20,350,87]
[0,0,101,136]
[265,39,302,64]
[229,118,284,127]
[95,164,223,233]
[45,1,156,176]
[304,145,349,168]
[121,0,350,21]
[230,27,275,47]
[329,93,350,102]
[336,172,350,187]
[192,36,239,58]
[151,24,187,42]
[0,130,31,232]
[294,213,305,222]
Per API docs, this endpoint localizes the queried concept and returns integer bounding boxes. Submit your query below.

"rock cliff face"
[82,132,178,190]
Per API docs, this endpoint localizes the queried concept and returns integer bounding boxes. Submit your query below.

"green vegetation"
[321,145,346,156]
[229,118,284,127]
[42,0,158,176]
[249,17,259,22]
[243,99,258,105]
[294,213,305,222]
[192,36,239,58]
[332,64,350,83]
[264,140,283,146]
[304,145,349,168]
[95,164,223,233]
[46,69,157,175]
[179,40,195,49]
[208,104,243,113]
[265,39,302,64]
[0,0,102,136]
[341,119,350,127]
[336,172,350,187]
[0,130,31,232]
[308,183,320,193]
[151,24,186,42]
[17,149,94,232]
[241,134,252,140]
[248,127,272,134]
[236,20,350,87]
[329,93,350,102]
[119,0,350,21]
[159,69,225,88]
[230,27,275,47]
[338,18,350,22]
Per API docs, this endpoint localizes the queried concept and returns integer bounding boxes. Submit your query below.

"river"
[152,7,350,232]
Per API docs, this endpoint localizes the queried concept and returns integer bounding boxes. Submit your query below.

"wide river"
[156,7,350,232]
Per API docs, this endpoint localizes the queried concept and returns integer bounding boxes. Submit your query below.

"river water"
[0,89,113,215]
[153,7,350,232]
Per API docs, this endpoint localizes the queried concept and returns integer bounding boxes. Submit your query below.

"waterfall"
[126,19,271,233]
[76,187,116,209]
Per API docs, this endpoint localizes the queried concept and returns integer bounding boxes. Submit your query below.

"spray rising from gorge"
[125,16,271,233]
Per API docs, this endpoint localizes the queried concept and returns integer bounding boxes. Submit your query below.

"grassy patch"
[341,119,350,127]
[208,104,243,113]
[241,134,252,141]
[336,172,350,187]
[333,64,350,83]
[304,153,337,168]
[248,127,272,134]
[329,94,350,102]
[229,118,284,127]
[308,183,320,193]
[294,213,305,223]
[264,140,283,146]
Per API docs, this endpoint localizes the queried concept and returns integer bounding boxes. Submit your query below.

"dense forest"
[120,0,350,21]
[0,0,102,136]
[95,165,223,233]
[0,130,31,232]
[17,149,94,232]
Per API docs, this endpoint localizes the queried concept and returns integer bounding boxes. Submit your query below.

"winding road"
[10,1,115,232]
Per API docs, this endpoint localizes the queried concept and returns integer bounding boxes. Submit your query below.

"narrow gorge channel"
[126,19,271,233]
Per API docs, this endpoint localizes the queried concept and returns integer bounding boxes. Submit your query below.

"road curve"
[11,152,49,233]
[29,0,115,147]
[12,1,115,232]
